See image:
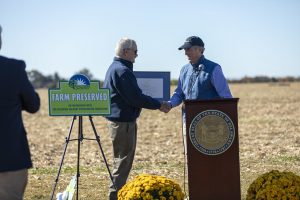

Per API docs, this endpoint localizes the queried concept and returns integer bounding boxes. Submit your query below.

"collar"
[114,57,133,70]
[191,55,205,71]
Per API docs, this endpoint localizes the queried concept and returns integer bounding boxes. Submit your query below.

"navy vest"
[179,56,220,100]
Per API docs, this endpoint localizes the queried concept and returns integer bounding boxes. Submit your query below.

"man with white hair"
[103,38,167,200]
[0,25,40,200]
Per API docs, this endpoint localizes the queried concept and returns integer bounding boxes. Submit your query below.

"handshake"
[159,101,172,113]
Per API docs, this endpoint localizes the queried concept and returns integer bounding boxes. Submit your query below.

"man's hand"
[159,101,171,113]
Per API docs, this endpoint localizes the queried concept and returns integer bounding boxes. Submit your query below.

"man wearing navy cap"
[163,36,232,198]
[168,36,232,110]
[166,35,232,126]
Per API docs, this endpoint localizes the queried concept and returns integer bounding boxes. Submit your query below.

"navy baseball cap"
[178,36,204,50]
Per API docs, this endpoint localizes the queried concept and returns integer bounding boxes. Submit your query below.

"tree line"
[227,76,300,84]
[27,69,300,89]
[27,68,95,88]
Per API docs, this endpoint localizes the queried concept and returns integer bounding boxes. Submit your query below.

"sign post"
[49,74,115,200]
[49,74,110,116]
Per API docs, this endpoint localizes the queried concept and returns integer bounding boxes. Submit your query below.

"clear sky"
[1,0,299,80]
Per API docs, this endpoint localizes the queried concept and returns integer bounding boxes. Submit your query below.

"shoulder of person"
[0,55,26,69]
[0,56,26,77]
[203,57,220,69]
[180,63,191,73]
[110,60,133,77]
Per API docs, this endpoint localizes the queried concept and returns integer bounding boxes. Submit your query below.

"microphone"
[198,64,204,71]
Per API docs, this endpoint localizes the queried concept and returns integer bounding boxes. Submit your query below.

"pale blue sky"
[1,0,299,80]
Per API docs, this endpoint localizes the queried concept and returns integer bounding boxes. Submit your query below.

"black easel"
[50,116,116,200]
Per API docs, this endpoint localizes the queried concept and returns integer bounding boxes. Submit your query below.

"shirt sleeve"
[19,61,40,113]
[116,70,161,110]
[168,77,185,108]
[211,65,233,98]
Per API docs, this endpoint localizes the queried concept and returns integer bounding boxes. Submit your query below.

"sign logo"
[68,74,90,89]
[48,74,110,116]
[189,110,235,155]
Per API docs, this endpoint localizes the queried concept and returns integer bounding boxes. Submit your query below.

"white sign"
[134,71,170,101]
[136,78,163,98]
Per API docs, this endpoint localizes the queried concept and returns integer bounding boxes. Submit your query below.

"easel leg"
[76,116,83,200]
[50,116,115,199]
[88,116,117,190]
[50,116,76,200]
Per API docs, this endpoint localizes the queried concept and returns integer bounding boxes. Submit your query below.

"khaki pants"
[0,169,28,200]
[107,121,137,200]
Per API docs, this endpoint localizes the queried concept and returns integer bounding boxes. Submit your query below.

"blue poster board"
[133,71,170,101]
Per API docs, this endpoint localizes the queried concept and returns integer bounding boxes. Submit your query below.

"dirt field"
[22,82,300,199]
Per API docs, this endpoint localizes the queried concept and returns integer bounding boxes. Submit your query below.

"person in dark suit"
[0,25,40,200]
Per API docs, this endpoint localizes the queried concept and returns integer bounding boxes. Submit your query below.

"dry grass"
[23,82,300,199]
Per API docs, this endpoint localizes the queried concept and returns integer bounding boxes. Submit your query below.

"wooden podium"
[184,98,241,200]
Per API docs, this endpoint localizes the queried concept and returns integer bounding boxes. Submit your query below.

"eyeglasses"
[126,48,138,55]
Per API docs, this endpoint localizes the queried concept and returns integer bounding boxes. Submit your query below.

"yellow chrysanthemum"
[118,174,185,200]
[246,170,300,200]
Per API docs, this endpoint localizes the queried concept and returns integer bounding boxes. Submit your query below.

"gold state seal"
[189,110,235,155]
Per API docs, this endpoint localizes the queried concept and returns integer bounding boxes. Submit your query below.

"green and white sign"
[48,74,110,116]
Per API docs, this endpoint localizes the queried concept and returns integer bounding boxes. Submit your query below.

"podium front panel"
[184,98,241,200]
